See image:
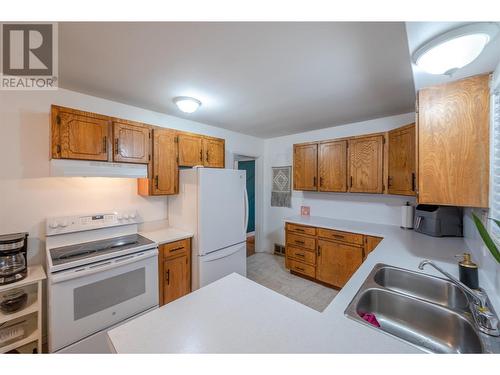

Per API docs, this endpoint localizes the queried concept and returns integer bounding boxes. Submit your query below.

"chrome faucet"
[419,259,499,337]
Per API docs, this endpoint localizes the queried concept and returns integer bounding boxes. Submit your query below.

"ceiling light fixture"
[173,96,202,113]
[412,23,499,75]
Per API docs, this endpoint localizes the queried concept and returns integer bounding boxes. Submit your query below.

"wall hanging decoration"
[271,166,291,208]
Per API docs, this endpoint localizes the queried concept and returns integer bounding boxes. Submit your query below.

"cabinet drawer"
[161,238,190,258]
[317,228,363,245]
[286,245,316,265]
[286,223,316,236]
[286,258,315,278]
[286,233,316,250]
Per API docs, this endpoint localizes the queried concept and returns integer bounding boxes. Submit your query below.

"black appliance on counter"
[414,205,463,237]
[0,232,28,285]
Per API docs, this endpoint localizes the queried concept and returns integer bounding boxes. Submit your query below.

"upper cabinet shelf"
[293,125,416,196]
[50,105,226,196]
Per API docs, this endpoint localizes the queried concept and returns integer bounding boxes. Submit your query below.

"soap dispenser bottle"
[457,253,479,290]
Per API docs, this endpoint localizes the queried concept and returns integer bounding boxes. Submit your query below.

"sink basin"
[344,263,500,353]
[354,288,483,353]
[373,266,469,312]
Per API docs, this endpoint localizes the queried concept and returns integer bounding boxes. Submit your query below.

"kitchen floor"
[247,253,338,312]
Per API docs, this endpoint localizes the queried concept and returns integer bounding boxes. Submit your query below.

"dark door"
[238,160,255,233]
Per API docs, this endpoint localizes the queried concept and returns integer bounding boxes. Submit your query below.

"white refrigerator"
[168,168,248,290]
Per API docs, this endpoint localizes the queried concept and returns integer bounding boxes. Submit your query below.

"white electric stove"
[45,210,158,353]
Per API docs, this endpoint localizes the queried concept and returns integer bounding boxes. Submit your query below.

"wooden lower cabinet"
[285,222,381,288]
[159,238,191,306]
[317,239,363,288]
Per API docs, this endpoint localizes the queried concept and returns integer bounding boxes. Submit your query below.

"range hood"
[50,159,148,178]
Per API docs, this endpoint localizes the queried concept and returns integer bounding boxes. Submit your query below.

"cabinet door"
[56,109,110,161]
[163,255,190,304]
[388,124,415,196]
[317,239,363,288]
[178,133,203,167]
[113,121,150,164]
[418,74,490,207]
[293,143,318,191]
[348,135,384,193]
[152,129,178,195]
[318,140,347,192]
[203,138,225,168]
[364,236,383,258]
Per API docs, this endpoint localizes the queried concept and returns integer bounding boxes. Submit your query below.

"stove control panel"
[46,210,141,236]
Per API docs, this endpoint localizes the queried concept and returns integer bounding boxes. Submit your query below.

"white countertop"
[109,215,498,353]
[139,227,193,245]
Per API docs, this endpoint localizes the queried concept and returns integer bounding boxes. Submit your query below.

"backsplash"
[463,207,500,295]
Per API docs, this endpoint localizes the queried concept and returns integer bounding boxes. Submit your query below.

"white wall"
[261,113,416,253]
[0,89,264,265]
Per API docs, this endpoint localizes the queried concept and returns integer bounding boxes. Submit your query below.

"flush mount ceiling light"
[413,23,499,75]
[173,96,202,113]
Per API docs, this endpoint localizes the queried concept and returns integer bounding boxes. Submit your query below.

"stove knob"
[117,214,123,221]
[60,221,69,228]
[129,212,136,219]
[123,214,129,220]
[49,221,59,229]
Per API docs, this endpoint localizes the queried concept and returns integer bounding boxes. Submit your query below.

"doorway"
[235,157,256,257]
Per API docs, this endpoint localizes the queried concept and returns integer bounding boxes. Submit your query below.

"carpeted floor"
[246,253,338,312]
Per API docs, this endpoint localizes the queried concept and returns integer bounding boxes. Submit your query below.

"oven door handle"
[50,248,158,284]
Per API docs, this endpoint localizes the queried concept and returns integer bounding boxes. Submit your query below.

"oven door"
[48,248,158,352]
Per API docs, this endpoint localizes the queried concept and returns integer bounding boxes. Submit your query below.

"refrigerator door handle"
[244,186,249,235]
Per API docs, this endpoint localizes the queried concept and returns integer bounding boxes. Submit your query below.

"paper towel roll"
[401,203,414,229]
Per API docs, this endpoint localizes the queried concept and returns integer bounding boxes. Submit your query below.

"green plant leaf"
[472,213,500,263]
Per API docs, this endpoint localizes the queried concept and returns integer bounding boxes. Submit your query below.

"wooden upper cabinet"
[293,143,318,191]
[51,105,111,161]
[178,133,203,167]
[112,120,150,164]
[418,74,490,207]
[316,239,363,288]
[318,140,347,192]
[152,128,178,195]
[387,124,416,196]
[203,137,225,168]
[348,135,384,193]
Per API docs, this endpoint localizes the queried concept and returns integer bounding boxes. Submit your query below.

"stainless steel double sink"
[345,264,500,353]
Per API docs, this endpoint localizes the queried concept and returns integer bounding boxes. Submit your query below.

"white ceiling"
[405,22,500,91]
[59,22,416,138]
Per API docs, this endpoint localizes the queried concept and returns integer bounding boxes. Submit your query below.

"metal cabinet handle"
[115,138,119,155]
[294,253,305,258]
[102,136,107,153]
[295,266,305,272]
[166,269,170,285]
[388,176,393,187]
[350,176,353,187]
[319,177,324,187]
[169,246,185,253]
[412,172,416,191]
[206,150,210,163]
[317,245,321,256]
[199,149,203,162]
[154,175,159,189]
[294,228,305,232]
[295,240,305,245]
[333,234,344,239]
[313,177,317,187]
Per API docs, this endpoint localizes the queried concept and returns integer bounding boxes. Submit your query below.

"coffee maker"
[0,233,28,285]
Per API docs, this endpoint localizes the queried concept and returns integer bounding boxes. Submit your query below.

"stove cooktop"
[49,233,155,267]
